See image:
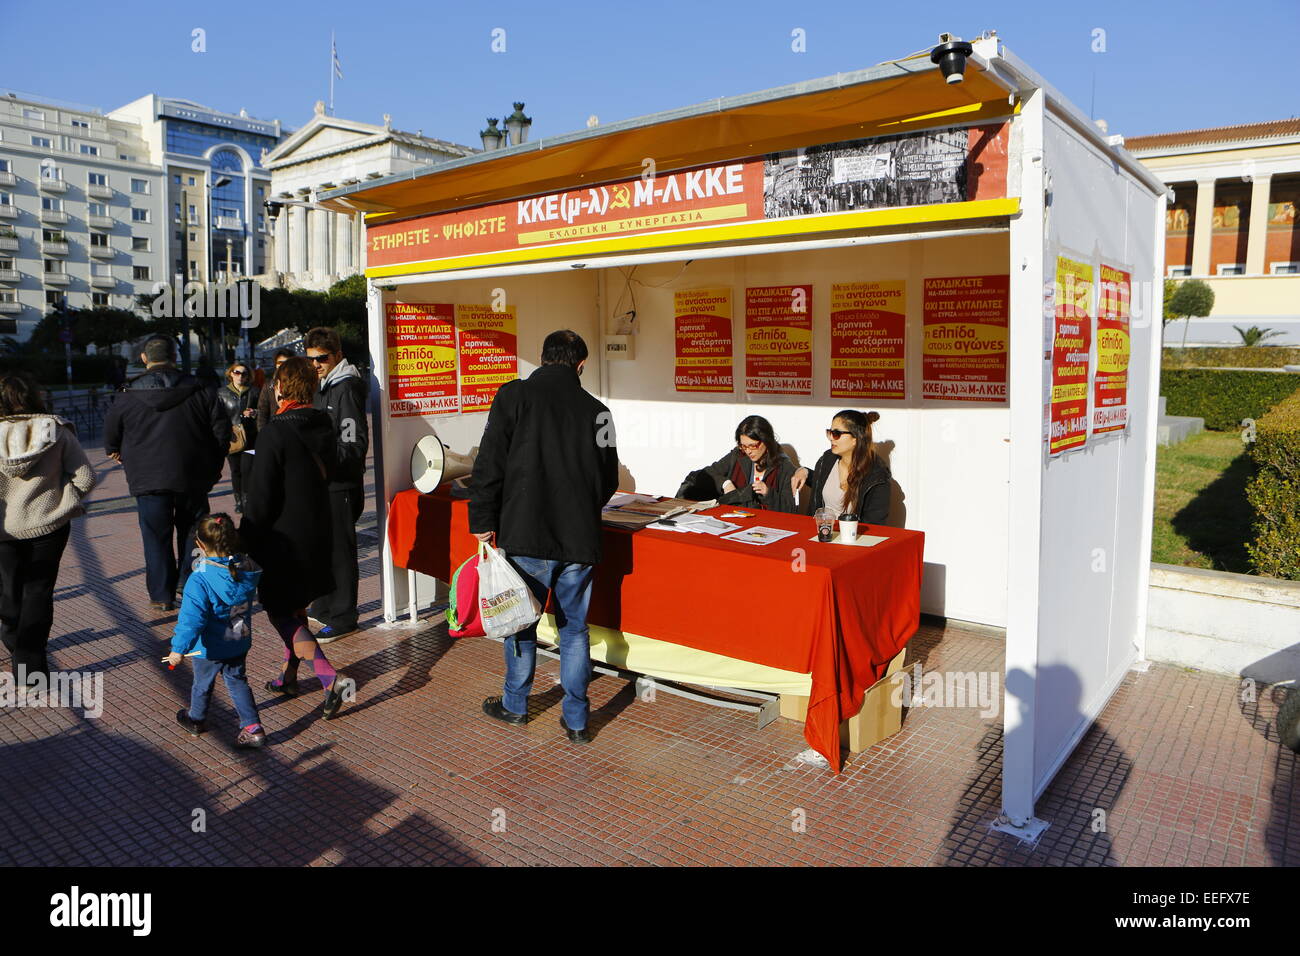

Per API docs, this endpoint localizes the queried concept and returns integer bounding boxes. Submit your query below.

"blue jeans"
[135,492,209,603]
[501,556,595,730]
[189,655,260,728]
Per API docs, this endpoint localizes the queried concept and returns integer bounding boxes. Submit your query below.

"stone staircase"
[1157,395,1204,447]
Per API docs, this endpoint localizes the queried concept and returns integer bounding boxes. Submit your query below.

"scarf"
[729,451,783,509]
[276,399,311,415]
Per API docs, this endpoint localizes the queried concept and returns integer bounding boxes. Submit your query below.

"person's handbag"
[228,421,247,455]
[475,543,542,639]
[445,550,486,638]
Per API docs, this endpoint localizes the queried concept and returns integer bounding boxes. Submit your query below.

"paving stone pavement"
[1,446,1296,866]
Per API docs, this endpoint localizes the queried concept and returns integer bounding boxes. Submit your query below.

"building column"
[1191,178,1216,277]
[274,209,289,274]
[1245,174,1273,276]
[311,209,330,281]
[336,212,353,275]
[290,204,308,275]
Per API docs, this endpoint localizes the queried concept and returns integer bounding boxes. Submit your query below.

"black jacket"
[216,383,259,449]
[469,364,620,565]
[240,407,336,613]
[104,366,230,496]
[701,448,798,514]
[313,359,369,491]
[805,449,892,524]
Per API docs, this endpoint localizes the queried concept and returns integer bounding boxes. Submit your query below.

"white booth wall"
[380,232,1013,629]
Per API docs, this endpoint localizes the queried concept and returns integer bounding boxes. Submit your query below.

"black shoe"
[560,715,591,744]
[149,601,176,612]
[264,678,299,697]
[321,684,346,720]
[482,696,527,725]
[176,708,205,736]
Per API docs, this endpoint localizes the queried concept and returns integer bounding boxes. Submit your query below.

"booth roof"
[316,56,1014,222]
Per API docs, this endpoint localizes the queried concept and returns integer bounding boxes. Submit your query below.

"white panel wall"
[1030,113,1162,794]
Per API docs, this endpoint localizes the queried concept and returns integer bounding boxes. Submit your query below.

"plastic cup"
[839,512,859,544]
[814,507,835,542]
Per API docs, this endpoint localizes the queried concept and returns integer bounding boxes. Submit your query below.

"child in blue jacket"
[168,514,266,748]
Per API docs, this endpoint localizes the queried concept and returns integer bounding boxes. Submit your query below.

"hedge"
[1163,347,1300,369]
[1160,369,1300,431]
[1245,389,1300,580]
[0,354,118,390]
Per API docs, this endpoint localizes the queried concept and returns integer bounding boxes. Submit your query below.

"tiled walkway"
[1,448,1295,866]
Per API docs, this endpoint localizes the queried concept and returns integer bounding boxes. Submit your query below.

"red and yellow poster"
[1093,263,1131,435]
[456,304,518,412]
[744,285,812,395]
[674,288,733,393]
[921,275,1008,402]
[384,302,458,418]
[1050,256,1093,456]
[830,281,906,400]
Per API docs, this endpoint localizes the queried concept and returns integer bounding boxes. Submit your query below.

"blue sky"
[6,0,1296,144]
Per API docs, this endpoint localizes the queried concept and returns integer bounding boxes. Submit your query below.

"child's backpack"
[445,550,485,638]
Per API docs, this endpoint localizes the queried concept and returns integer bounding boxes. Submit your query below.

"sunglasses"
[826,428,853,440]
[308,354,335,364]
[231,370,248,376]
[737,440,763,452]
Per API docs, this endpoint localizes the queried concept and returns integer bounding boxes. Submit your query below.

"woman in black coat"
[216,361,259,513]
[240,356,347,719]
[791,409,891,525]
[699,415,798,513]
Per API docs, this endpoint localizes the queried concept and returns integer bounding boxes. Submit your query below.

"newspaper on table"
[720,526,798,546]
[651,514,740,535]
[602,495,719,529]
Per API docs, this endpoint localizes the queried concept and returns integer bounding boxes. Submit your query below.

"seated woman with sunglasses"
[790,410,890,524]
[698,415,798,513]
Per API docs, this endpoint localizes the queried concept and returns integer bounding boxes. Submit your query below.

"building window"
[132,236,149,252]
[40,165,62,181]
[1270,262,1300,275]
[257,240,264,249]
[189,232,196,242]
[91,263,111,277]
[0,257,13,270]
[71,119,89,129]
[80,145,100,156]
[92,293,109,306]
[88,202,106,217]
[88,172,107,186]
[188,204,197,223]
[131,178,149,194]
[0,159,9,173]
[174,231,183,241]
[257,187,265,197]
[44,259,64,274]
[90,233,109,247]
[189,260,197,278]
[173,174,181,185]
[173,201,182,222]
[23,108,45,121]
[43,229,64,242]
[132,208,149,222]
[133,265,151,280]
[1167,265,1192,278]
[1216,264,1246,276]
[46,291,63,307]
[188,176,196,186]
[257,214,266,232]
[31,136,52,149]
[0,192,11,206]
[41,197,61,211]
[0,290,17,303]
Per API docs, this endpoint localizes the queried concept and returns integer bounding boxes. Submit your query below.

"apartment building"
[0,91,165,341]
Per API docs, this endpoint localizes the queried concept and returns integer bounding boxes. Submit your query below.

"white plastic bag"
[476,544,543,639]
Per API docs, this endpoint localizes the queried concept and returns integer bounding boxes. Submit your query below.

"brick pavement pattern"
[1,448,1297,866]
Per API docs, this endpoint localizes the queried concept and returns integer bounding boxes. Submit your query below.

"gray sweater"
[0,414,97,541]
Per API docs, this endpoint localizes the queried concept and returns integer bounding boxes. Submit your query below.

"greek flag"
[332,39,343,79]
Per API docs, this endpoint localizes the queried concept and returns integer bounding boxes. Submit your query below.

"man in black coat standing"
[104,335,230,611]
[470,330,620,744]
[303,326,370,643]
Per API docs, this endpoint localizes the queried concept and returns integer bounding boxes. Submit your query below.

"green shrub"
[1161,370,1300,431]
[1245,390,1300,580]
[1163,347,1300,370]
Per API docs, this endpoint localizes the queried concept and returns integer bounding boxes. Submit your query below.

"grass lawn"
[1152,429,1257,573]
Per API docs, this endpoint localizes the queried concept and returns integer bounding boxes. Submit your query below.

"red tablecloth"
[388,488,924,771]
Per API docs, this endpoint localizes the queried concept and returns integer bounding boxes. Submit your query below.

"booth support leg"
[408,569,418,623]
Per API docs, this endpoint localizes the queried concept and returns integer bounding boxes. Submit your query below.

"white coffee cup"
[839,513,859,544]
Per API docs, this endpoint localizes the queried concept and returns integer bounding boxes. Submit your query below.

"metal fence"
[47,390,111,443]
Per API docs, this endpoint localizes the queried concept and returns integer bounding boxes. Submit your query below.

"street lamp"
[479,118,503,151]
[206,174,232,364]
[503,103,531,146]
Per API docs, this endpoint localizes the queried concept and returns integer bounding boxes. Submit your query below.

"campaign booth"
[318,36,1167,833]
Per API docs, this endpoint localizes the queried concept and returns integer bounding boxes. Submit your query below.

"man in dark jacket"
[470,330,620,744]
[303,327,369,642]
[104,335,230,611]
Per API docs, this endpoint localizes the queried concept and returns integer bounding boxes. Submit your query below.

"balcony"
[0,205,17,219]
[87,183,113,200]
[0,236,18,253]
[0,171,16,187]
[88,244,114,259]
[90,274,115,289]
[43,271,70,286]
[38,178,69,194]
[88,214,114,229]
[0,301,21,315]
[0,269,20,283]
[42,240,70,255]
[215,215,242,231]
[40,209,69,225]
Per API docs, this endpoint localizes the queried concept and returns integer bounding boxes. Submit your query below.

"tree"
[1165,278,1215,348]
[1233,325,1285,347]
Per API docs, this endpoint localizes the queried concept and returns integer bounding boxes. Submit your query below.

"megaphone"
[410,435,474,493]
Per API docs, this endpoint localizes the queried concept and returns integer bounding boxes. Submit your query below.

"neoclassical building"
[262,103,475,291]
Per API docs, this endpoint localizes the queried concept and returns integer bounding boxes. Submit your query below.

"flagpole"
[329,30,335,115]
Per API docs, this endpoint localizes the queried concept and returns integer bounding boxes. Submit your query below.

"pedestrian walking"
[470,330,620,744]
[216,361,260,513]
[0,372,97,686]
[103,334,230,612]
[168,514,266,749]
[240,356,347,720]
[256,348,294,430]
[303,327,369,643]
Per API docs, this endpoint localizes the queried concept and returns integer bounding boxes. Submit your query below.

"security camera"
[263,199,284,221]
[930,38,974,85]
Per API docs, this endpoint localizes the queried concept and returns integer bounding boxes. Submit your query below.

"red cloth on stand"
[388,488,924,771]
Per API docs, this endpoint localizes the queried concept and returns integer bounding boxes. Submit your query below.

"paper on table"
[721,526,798,546]
[652,514,741,535]
[605,492,660,511]
[807,532,888,547]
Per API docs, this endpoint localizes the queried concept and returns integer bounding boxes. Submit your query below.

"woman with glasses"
[216,362,260,513]
[790,410,890,524]
[698,415,798,513]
